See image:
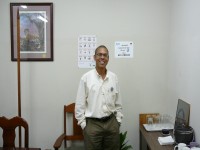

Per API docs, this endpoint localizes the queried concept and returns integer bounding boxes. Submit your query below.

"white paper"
[158,136,174,145]
[115,41,134,58]
[78,35,96,68]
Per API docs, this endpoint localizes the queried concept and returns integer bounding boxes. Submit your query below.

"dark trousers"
[83,115,120,150]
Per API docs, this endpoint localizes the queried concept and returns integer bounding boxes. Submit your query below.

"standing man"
[75,45,123,150]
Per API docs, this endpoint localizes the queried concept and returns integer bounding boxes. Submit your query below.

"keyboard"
[143,123,174,131]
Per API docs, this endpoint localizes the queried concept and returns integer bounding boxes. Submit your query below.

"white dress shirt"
[75,69,123,129]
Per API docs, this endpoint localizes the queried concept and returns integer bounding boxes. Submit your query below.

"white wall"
[2,0,200,149]
[166,0,200,143]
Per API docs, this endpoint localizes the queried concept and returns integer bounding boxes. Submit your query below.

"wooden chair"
[0,116,29,148]
[53,103,84,150]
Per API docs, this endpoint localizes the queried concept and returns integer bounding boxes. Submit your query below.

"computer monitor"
[174,99,194,145]
[174,99,190,129]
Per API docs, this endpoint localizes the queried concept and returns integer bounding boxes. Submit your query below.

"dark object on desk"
[162,129,170,135]
[174,125,194,145]
[0,116,29,148]
[189,141,200,148]
[53,103,84,150]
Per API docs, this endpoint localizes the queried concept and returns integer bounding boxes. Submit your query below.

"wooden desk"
[140,125,174,150]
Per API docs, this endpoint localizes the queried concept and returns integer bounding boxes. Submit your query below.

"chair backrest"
[64,103,83,147]
[0,116,29,148]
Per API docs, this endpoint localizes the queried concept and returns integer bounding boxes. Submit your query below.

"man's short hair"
[95,45,109,55]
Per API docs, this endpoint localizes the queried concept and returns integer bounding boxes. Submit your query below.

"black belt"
[87,114,114,122]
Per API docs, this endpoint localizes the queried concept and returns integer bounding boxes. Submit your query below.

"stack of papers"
[158,136,174,145]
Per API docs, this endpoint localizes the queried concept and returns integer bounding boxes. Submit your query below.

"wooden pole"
[17,7,22,147]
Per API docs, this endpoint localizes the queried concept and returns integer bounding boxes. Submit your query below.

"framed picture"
[10,3,53,61]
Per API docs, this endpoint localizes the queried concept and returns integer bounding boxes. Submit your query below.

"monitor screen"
[174,99,190,129]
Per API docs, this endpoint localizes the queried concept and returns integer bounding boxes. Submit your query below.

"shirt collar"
[95,69,109,80]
